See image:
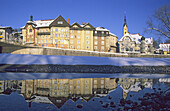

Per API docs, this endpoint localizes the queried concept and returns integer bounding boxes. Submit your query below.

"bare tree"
[146,5,170,39]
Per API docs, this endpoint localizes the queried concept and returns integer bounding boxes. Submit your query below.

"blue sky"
[1,0,169,40]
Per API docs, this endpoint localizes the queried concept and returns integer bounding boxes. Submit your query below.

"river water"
[0,73,169,111]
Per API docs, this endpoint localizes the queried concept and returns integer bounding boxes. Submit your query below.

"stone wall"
[1,41,170,58]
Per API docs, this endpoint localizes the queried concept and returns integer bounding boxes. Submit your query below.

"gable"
[83,23,94,30]
[49,15,70,27]
[70,22,82,30]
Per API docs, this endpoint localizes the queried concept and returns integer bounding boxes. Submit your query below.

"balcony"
[37,32,50,35]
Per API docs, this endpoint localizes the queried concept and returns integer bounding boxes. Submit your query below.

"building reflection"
[118,78,153,99]
[0,77,155,109]
[20,78,117,108]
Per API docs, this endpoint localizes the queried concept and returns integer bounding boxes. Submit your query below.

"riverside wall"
[1,41,170,58]
[11,47,170,58]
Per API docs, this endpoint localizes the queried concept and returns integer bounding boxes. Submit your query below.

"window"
[61,29,63,32]
[70,45,73,48]
[77,80,80,84]
[55,34,58,37]
[58,21,63,24]
[94,46,97,49]
[101,46,104,50]
[71,35,73,38]
[87,46,89,49]
[95,36,97,39]
[60,39,63,43]
[94,80,97,84]
[86,40,89,44]
[61,45,63,47]
[95,41,97,45]
[85,80,89,84]
[55,28,58,32]
[101,80,104,84]
[86,36,89,39]
[71,30,73,33]
[78,35,80,39]
[102,31,104,34]
[101,37,104,40]
[126,43,128,46]
[95,31,97,34]
[86,31,89,34]
[77,46,80,49]
[70,40,73,44]
[61,34,64,37]
[122,43,124,46]
[55,39,58,42]
[29,29,32,32]
[78,30,80,33]
[101,41,104,45]
[78,40,80,44]
[130,48,133,51]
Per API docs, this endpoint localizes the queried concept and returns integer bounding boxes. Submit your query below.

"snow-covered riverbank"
[0,54,170,66]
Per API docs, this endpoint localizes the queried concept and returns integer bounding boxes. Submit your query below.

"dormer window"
[58,21,63,24]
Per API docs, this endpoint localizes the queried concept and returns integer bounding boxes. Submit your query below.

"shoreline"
[0,64,169,74]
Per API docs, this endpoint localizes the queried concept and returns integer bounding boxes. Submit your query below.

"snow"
[95,27,109,31]
[0,54,170,66]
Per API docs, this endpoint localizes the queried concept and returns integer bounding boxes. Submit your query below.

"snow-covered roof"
[0,26,12,29]
[109,32,117,37]
[95,27,109,31]
[119,33,152,44]
[22,19,54,29]
[159,43,170,51]
[26,96,53,104]
[34,19,54,28]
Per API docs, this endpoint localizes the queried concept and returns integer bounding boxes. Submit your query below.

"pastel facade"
[21,15,117,52]
[69,22,94,51]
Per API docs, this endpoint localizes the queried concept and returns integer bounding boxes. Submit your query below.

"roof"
[0,26,12,29]
[34,19,54,28]
[119,33,152,44]
[95,27,109,31]
[49,15,70,27]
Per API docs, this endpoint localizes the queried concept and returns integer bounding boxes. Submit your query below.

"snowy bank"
[0,54,170,66]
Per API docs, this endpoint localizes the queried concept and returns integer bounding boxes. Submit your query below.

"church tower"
[123,12,128,36]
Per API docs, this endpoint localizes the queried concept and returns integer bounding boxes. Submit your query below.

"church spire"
[123,11,127,27]
[123,11,128,36]
[30,14,33,21]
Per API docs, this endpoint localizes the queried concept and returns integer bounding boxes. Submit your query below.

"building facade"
[0,26,13,41]
[118,14,153,53]
[21,15,118,52]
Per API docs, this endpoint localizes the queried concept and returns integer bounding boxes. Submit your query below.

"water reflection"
[0,77,169,111]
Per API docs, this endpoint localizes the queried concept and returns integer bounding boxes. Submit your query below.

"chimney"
[68,18,70,24]
[82,22,85,25]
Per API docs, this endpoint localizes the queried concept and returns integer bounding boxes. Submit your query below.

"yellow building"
[69,22,94,51]
[22,15,117,52]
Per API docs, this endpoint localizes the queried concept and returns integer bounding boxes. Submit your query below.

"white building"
[0,26,13,41]
[159,43,170,52]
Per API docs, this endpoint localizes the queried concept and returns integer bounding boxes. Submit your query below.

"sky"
[1,0,169,40]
